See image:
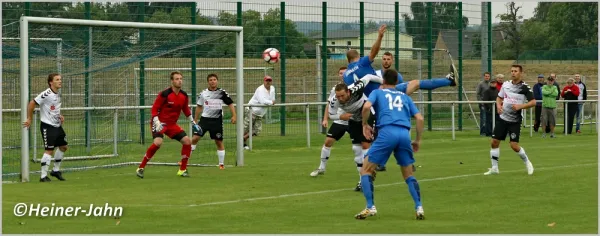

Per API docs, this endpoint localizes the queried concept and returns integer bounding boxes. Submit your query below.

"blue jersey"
[367,88,419,129]
[343,56,380,97]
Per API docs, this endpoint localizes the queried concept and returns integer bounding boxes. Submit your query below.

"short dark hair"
[334,83,348,92]
[207,73,218,81]
[383,51,393,57]
[511,64,523,72]
[338,66,347,72]
[346,50,359,62]
[484,72,491,76]
[170,71,183,80]
[383,69,399,85]
[47,73,60,87]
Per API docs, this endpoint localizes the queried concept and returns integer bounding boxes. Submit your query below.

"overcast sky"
[196,1,538,26]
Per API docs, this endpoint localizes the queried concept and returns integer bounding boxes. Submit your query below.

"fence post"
[248,107,253,150]
[565,101,568,135]
[394,2,399,70]
[427,2,433,131]
[306,105,310,148]
[458,2,463,131]
[191,2,197,100]
[280,2,286,136]
[487,2,492,73]
[359,2,364,56]
[529,107,533,137]
[451,103,455,140]
[492,102,496,131]
[321,2,328,135]
[138,2,146,145]
[84,2,92,154]
[114,109,119,157]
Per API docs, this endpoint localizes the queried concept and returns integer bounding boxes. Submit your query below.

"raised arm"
[368,24,386,62]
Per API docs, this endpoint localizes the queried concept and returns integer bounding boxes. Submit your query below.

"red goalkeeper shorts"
[151,122,187,141]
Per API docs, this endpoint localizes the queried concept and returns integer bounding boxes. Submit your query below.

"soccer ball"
[262,48,280,64]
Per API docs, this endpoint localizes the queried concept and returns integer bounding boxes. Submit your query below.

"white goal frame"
[18,16,245,182]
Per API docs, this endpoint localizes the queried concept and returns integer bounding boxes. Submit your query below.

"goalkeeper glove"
[188,116,202,134]
[152,116,165,133]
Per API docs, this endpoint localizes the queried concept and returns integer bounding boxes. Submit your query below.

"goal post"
[18,16,246,182]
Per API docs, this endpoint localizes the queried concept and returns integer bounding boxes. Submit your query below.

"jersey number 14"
[385,93,403,111]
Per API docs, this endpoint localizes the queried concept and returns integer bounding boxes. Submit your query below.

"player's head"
[263,75,273,87]
[47,73,62,89]
[575,73,581,83]
[207,73,218,89]
[510,64,523,81]
[382,52,393,70]
[338,66,347,80]
[334,83,351,104]
[170,71,183,89]
[346,50,360,63]
[382,68,399,86]
[483,72,491,81]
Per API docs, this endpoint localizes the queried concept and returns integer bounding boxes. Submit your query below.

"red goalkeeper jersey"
[151,87,192,125]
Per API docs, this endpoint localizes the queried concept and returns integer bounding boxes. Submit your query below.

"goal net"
[5,17,245,182]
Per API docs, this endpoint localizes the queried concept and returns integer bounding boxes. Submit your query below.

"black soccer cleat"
[136,168,144,179]
[50,171,66,181]
[376,165,387,172]
[447,64,457,86]
[40,176,51,182]
[354,182,362,192]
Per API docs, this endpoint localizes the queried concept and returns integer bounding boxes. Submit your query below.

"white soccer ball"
[262,48,280,64]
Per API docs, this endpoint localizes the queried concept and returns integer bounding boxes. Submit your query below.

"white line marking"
[5,162,595,208]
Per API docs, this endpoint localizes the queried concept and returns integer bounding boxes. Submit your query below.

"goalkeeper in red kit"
[136,71,201,178]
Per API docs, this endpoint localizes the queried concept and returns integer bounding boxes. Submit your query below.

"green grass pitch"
[2,129,597,234]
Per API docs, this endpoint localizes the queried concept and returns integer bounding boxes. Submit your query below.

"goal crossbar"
[18,16,245,182]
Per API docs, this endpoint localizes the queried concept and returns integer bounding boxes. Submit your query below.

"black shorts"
[40,122,68,150]
[326,123,349,141]
[348,120,372,144]
[492,118,521,142]
[194,117,224,140]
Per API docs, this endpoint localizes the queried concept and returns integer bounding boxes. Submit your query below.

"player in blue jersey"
[354,69,426,220]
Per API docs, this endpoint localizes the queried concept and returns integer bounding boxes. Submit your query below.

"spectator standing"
[561,78,580,134]
[574,74,587,133]
[532,74,545,132]
[541,77,559,138]
[476,72,491,136]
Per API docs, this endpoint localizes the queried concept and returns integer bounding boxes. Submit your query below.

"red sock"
[139,144,160,168]
[180,144,191,170]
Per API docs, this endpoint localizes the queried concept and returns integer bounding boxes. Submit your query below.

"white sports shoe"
[526,161,534,175]
[416,206,425,220]
[355,206,377,220]
[310,169,325,177]
[484,168,499,175]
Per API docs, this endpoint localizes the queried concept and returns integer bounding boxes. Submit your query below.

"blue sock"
[419,78,451,90]
[360,174,375,208]
[405,176,422,209]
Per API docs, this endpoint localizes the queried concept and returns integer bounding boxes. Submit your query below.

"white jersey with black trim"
[327,87,349,126]
[34,88,62,127]
[332,79,368,121]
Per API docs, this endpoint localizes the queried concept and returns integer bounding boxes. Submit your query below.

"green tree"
[402,2,469,49]
[496,2,523,60]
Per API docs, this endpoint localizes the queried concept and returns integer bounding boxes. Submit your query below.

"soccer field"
[2,130,598,234]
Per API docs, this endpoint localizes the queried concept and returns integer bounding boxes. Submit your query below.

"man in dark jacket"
[532,74,545,132]
[561,78,580,134]
[574,74,587,133]
[482,78,499,136]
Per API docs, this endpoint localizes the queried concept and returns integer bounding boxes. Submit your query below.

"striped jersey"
[328,87,349,126]
[34,88,62,127]
[333,79,368,121]
[196,88,234,119]
[498,80,534,122]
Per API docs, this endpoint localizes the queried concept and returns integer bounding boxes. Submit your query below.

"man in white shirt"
[243,75,276,149]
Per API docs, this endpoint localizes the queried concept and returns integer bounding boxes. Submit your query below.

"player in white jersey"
[190,73,236,169]
[485,64,536,176]
[23,73,68,182]
[310,67,364,189]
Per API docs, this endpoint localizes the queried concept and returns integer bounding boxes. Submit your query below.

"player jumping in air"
[191,73,237,169]
[484,64,535,176]
[136,71,201,178]
[331,74,385,191]
[23,73,68,182]
[355,69,425,220]
[310,66,358,178]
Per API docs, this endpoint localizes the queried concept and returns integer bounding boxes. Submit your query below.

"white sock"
[518,147,529,163]
[490,148,500,169]
[319,146,331,170]
[40,153,52,178]
[53,150,64,172]
[352,145,363,179]
[191,145,196,151]
[217,150,225,165]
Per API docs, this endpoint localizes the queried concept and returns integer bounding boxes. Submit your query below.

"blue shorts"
[395,83,408,93]
[366,125,414,167]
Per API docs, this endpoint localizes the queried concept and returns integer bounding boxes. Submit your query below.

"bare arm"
[23,100,37,128]
[194,106,203,123]
[228,103,237,124]
[414,113,424,143]
[368,25,386,62]
[496,96,503,114]
[361,101,373,126]
[323,103,330,122]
